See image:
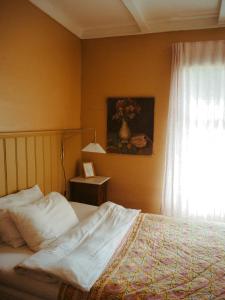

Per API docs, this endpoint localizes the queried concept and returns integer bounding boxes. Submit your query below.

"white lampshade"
[81,142,106,154]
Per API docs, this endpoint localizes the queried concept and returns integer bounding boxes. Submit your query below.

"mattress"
[0,201,97,300]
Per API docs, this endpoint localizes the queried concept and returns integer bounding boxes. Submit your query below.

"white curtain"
[163,40,225,222]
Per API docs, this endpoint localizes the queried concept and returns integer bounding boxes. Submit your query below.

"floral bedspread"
[59,213,225,300]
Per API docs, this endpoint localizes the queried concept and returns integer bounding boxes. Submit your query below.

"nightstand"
[69,176,110,206]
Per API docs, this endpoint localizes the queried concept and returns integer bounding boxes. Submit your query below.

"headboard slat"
[17,137,27,191]
[0,139,6,196]
[27,136,36,188]
[5,138,17,194]
[43,135,52,194]
[35,135,45,194]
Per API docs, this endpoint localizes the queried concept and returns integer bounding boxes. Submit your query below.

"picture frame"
[82,162,95,178]
[107,97,154,155]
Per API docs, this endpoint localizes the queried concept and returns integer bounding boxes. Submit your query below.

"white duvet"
[15,201,139,292]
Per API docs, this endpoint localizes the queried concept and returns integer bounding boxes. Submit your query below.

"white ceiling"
[29,0,225,39]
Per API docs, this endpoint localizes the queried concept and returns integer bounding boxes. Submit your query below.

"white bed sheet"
[0,201,97,300]
[70,201,97,221]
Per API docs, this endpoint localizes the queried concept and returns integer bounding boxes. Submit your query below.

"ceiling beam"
[121,0,149,32]
[218,0,225,24]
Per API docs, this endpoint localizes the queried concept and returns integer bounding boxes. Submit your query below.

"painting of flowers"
[107,97,154,155]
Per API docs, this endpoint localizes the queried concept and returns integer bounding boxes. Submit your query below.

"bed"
[1,200,225,300]
[0,130,225,300]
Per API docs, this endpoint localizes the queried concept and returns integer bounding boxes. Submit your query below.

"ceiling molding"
[121,0,149,32]
[82,14,221,39]
[162,11,218,22]
[146,12,217,28]
[147,15,219,34]
[29,0,83,38]
[81,24,139,39]
[218,0,225,24]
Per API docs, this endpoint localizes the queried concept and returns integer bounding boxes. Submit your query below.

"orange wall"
[0,0,82,181]
[82,28,225,213]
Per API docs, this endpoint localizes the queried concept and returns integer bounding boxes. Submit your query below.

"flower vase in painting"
[119,118,131,142]
[107,97,154,155]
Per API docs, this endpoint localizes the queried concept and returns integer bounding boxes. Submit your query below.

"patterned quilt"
[59,213,225,300]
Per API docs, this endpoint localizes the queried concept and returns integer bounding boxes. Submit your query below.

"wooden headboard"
[0,130,64,197]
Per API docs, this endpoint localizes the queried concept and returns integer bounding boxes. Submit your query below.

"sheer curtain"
[163,40,225,222]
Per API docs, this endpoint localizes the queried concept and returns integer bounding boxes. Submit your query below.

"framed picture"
[107,97,154,155]
[83,162,95,178]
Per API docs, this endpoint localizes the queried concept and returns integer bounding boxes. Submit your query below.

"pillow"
[0,185,43,247]
[9,192,79,252]
[0,211,23,247]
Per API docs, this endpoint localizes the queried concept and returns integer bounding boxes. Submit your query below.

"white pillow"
[9,192,79,252]
[0,185,43,247]
[0,211,23,247]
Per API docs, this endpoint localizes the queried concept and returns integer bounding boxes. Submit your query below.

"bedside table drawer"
[69,176,110,206]
[70,182,99,206]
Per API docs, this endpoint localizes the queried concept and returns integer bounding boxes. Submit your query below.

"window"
[163,41,225,221]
